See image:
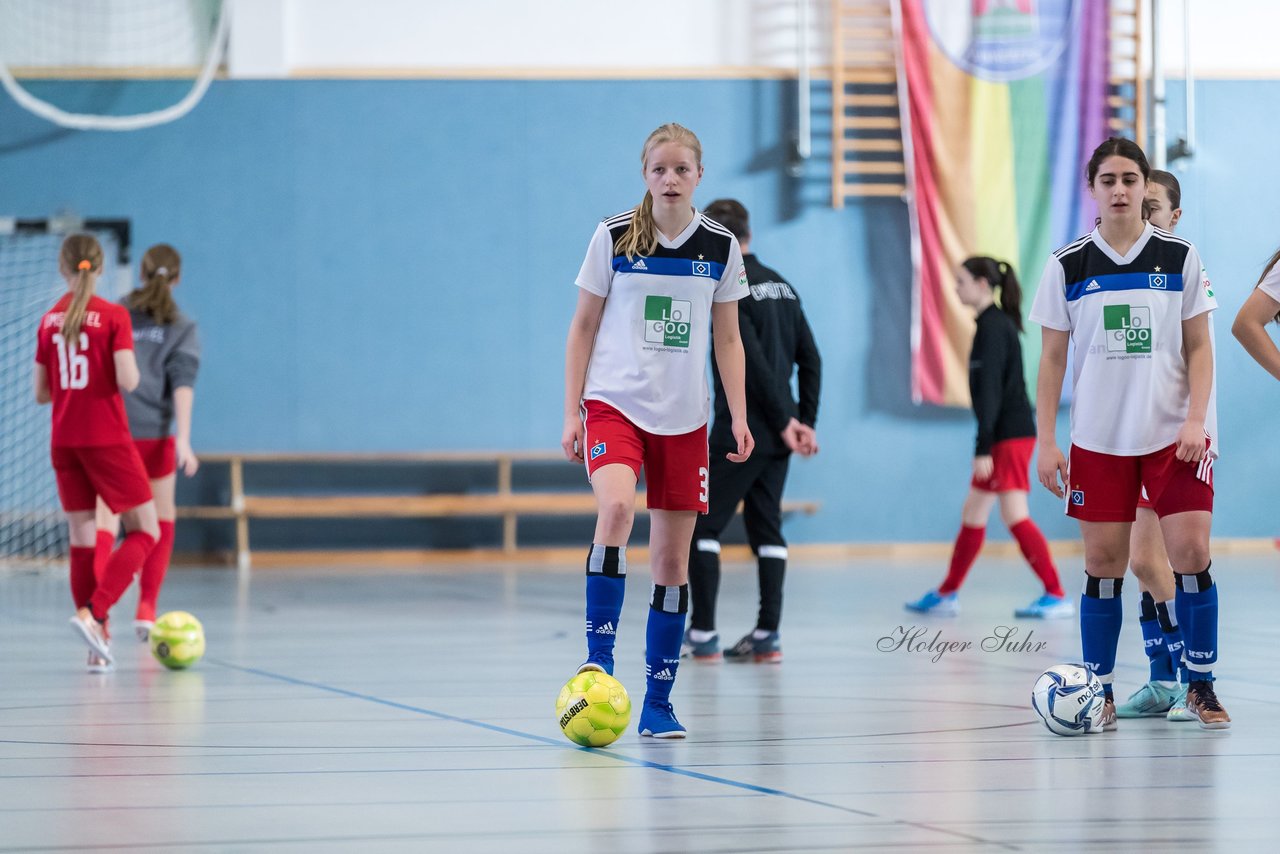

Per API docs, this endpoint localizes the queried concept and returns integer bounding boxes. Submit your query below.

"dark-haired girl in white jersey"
[1031,138,1228,730]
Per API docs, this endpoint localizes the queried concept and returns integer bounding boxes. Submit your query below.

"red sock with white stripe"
[938,525,985,595]
[1010,518,1063,597]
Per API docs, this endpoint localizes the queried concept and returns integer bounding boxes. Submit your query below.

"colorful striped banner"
[900,0,1111,406]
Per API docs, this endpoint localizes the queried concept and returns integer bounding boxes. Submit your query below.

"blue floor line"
[209,658,878,816]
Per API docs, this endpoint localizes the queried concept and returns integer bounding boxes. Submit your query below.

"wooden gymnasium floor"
[2,553,1278,853]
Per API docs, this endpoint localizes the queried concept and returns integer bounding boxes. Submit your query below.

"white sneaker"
[134,620,154,642]
[87,650,114,674]
[1167,684,1195,722]
[70,610,113,663]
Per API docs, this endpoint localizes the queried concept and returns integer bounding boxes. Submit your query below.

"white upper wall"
[3,0,1275,78]
[232,0,815,76]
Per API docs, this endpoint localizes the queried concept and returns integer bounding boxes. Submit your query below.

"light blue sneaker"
[577,652,614,676]
[904,590,959,616]
[1115,680,1181,718]
[638,699,687,739]
[1015,594,1075,619]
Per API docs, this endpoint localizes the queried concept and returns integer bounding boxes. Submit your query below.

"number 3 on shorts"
[698,466,708,504]
[52,332,89,390]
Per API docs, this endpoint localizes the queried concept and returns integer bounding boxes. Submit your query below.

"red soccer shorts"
[582,399,709,512]
[1136,485,1154,512]
[1066,443,1213,523]
[133,437,177,479]
[51,443,153,513]
[971,436,1034,493]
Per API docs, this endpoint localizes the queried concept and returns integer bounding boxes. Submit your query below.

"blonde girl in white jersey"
[562,123,753,738]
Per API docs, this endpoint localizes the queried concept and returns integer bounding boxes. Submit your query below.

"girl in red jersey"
[562,123,753,738]
[905,257,1068,619]
[34,234,160,672]
[94,244,201,641]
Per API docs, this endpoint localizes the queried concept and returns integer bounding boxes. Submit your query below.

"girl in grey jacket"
[95,244,201,641]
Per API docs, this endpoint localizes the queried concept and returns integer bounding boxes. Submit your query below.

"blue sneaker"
[577,652,614,676]
[680,629,720,660]
[904,590,959,616]
[1014,594,1074,619]
[723,630,782,663]
[638,699,687,738]
[1115,680,1181,718]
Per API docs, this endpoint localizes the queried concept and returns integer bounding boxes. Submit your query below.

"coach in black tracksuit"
[684,199,822,663]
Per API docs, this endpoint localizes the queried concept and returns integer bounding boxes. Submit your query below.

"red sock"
[136,521,175,622]
[69,546,97,609]
[1010,518,1063,597]
[89,531,157,621]
[939,525,985,595]
[93,529,114,581]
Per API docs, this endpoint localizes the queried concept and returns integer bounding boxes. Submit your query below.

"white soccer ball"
[1031,664,1105,736]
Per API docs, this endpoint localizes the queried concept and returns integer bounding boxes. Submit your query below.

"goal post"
[0,216,130,567]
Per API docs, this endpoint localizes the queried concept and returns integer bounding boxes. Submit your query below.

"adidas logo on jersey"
[650,667,675,681]
[594,621,616,635]
[1085,280,1101,292]
[631,259,648,271]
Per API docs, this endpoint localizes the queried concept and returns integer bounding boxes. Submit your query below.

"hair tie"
[155,266,170,276]
[76,260,91,271]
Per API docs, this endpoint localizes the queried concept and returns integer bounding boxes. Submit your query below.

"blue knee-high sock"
[1175,566,1217,683]
[1080,575,1123,699]
[645,584,688,705]
[1138,591,1176,683]
[1153,598,1186,685]
[585,545,626,671]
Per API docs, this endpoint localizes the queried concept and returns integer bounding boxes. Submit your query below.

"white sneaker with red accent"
[70,609,113,664]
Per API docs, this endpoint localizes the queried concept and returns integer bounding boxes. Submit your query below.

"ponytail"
[616,192,658,262]
[614,122,703,262]
[961,255,1023,333]
[995,261,1023,333]
[1258,246,1280,324]
[58,234,104,350]
[129,243,182,324]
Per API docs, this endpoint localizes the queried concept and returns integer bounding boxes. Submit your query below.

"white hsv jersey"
[576,209,749,434]
[1029,223,1218,456]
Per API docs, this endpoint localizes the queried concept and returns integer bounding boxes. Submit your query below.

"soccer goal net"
[0,217,130,568]
[0,0,229,132]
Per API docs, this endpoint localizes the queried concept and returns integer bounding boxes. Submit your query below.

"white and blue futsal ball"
[1031,664,1105,736]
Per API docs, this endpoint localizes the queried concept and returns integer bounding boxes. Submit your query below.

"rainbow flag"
[900,0,1111,406]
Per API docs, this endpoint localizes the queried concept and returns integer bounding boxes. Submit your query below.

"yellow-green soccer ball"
[149,611,206,670]
[556,671,631,747]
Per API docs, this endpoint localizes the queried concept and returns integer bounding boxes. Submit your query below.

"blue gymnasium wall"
[2,78,1279,543]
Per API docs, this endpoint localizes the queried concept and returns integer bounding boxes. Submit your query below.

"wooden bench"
[177,452,820,570]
